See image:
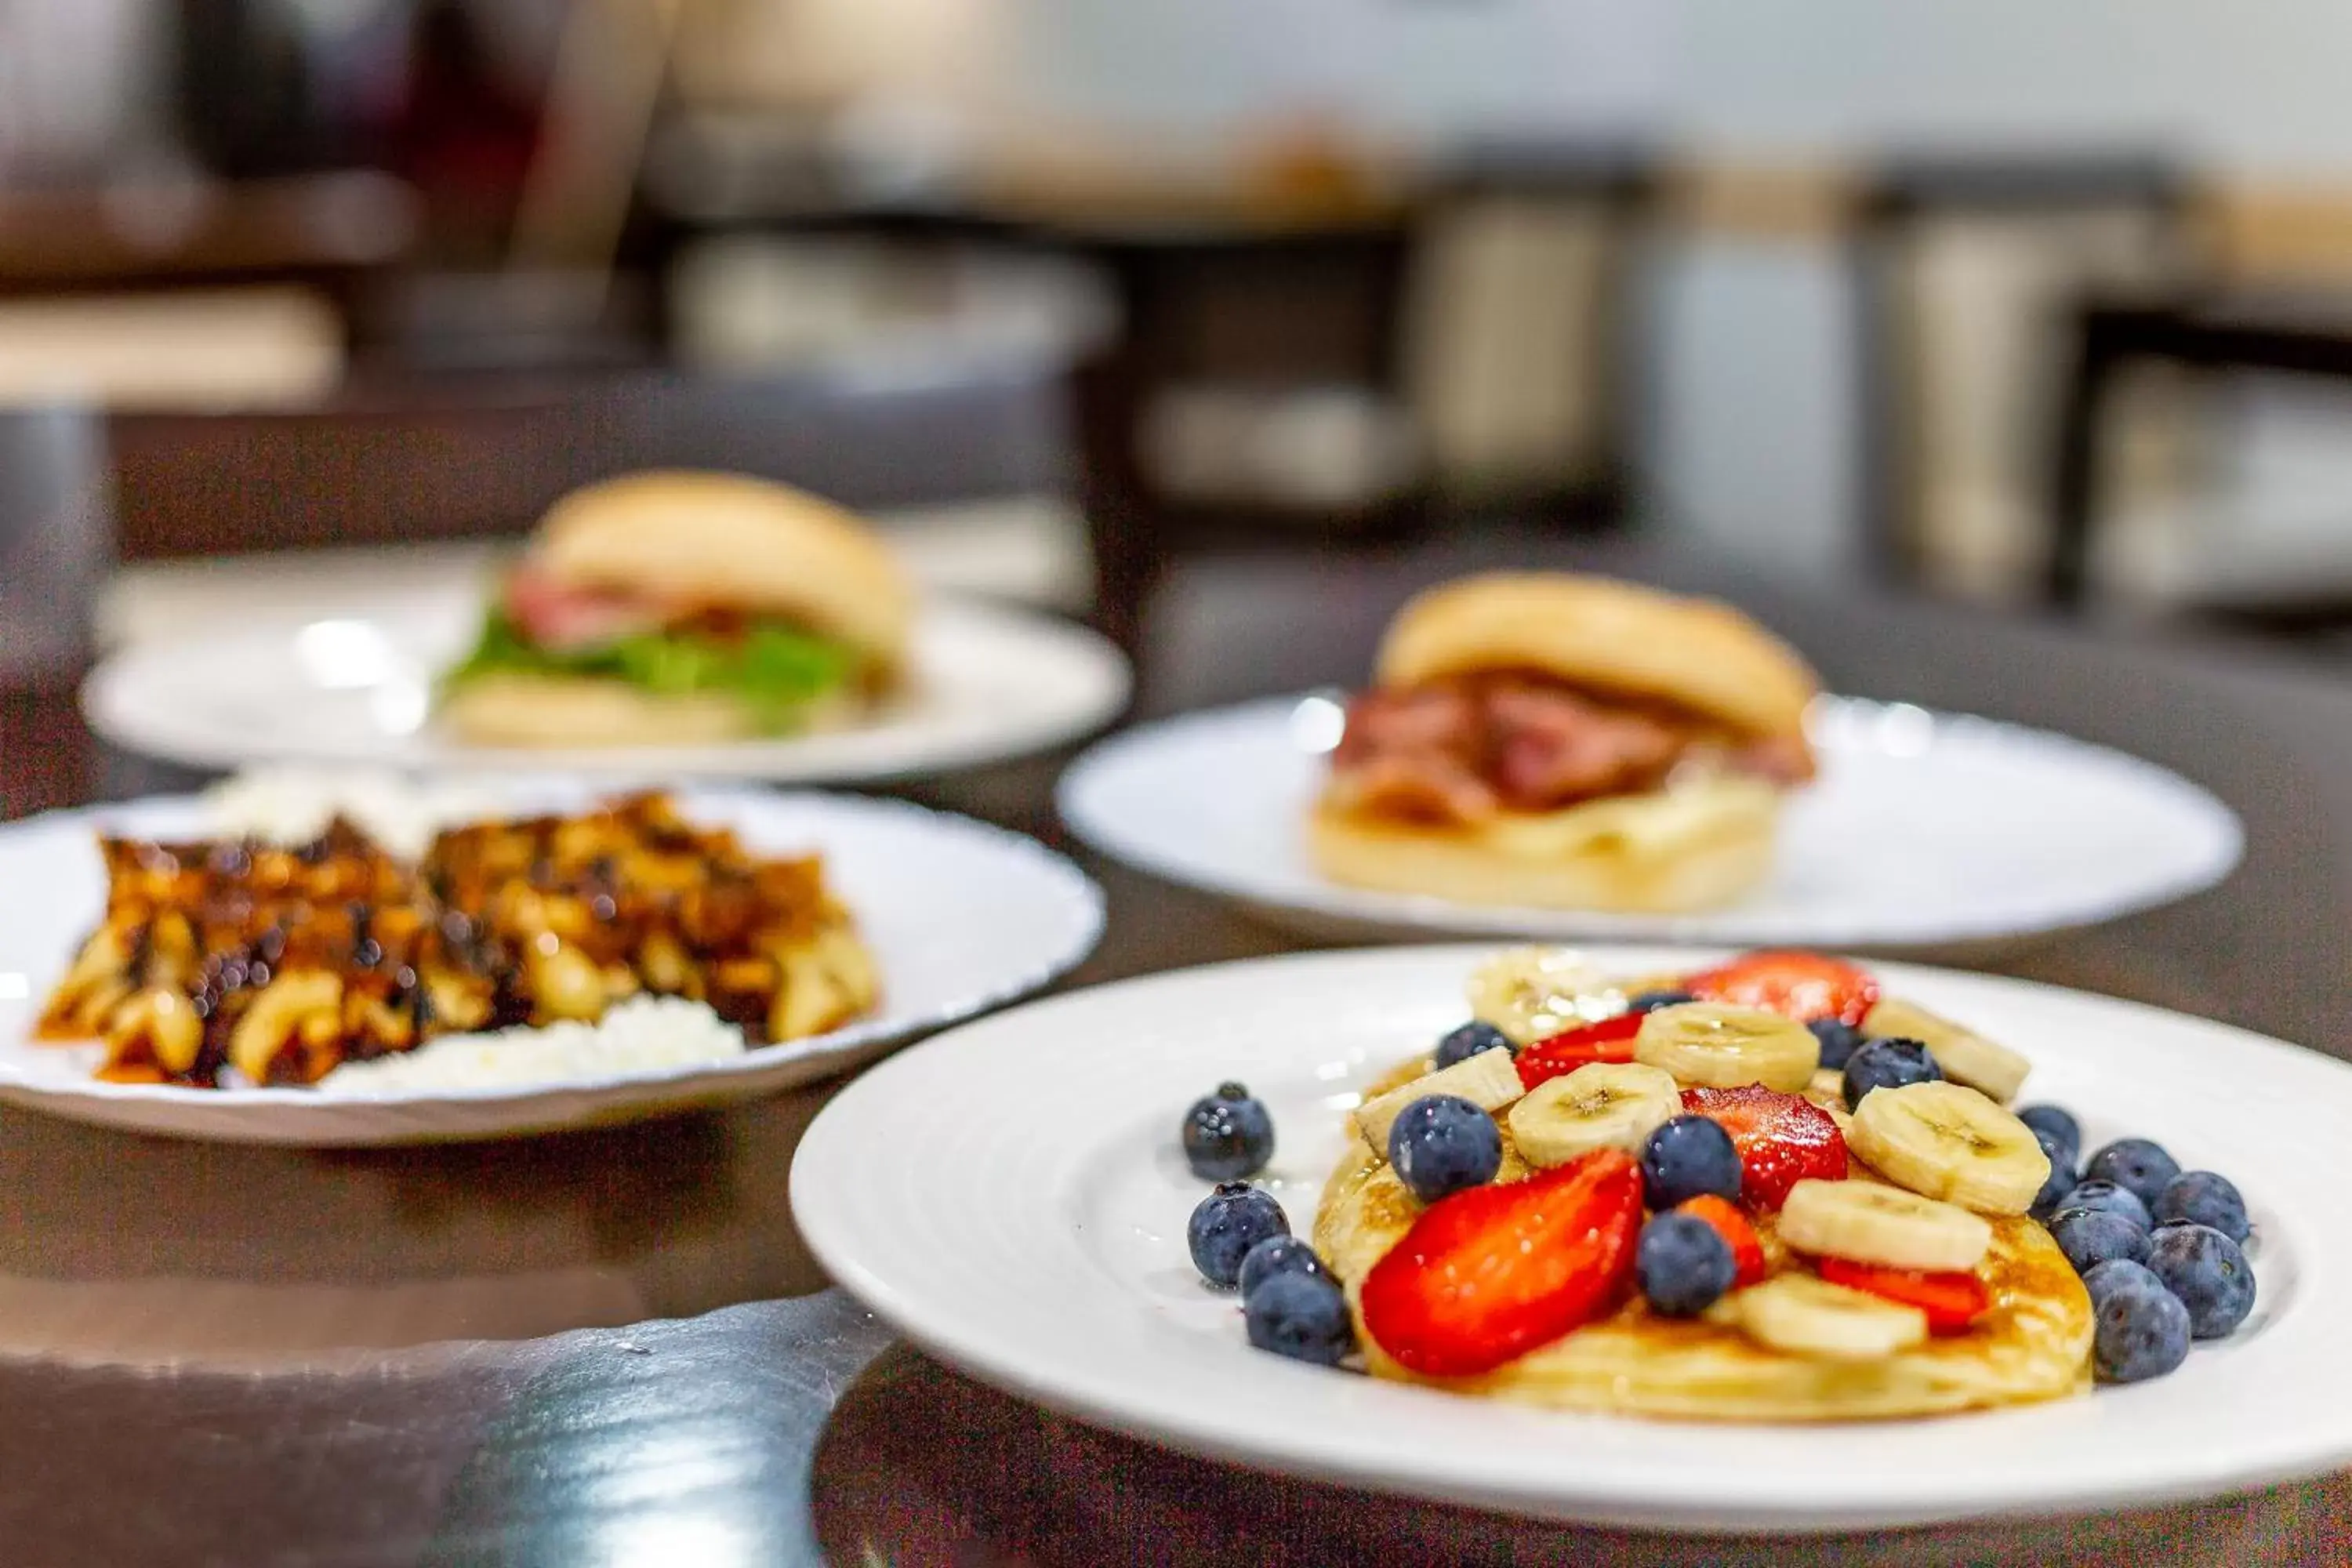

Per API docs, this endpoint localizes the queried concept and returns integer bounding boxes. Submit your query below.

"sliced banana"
[1507,1062,1682,1167]
[1465,946,1621,1046]
[1847,1080,2050,1215]
[1735,1274,1929,1361]
[1865,996,2031,1104]
[1633,1003,1819,1094]
[1353,1045,1526,1152]
[1777,1178,1993,1272]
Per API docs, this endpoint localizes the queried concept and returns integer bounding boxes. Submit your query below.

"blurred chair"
[0,407,109,817]
[1853,153,2200,601]
[2048,292,2352,630]
[1079,142,1657,651]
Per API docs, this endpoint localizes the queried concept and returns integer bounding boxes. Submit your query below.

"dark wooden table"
[4,530,2351,1566]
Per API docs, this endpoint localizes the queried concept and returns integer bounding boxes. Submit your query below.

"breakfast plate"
[82,593,1131,783]
[792,944,2350,1530]
[1056,694,2242,950]
[0,784,1102,1144]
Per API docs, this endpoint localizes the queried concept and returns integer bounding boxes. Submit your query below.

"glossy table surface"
[6,531,2352,1566]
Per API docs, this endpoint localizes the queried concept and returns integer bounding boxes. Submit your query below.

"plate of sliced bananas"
[795,943,2352,1530]
[0,775,1102,1143]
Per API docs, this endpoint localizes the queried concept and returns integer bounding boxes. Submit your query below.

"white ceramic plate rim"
[1056,694,2245,949]
[83,594,1132,782]
[0,788,1102,1115]
[793,944,2352,1531]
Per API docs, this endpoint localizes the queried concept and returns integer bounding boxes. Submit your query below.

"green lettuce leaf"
[445,609,858,734]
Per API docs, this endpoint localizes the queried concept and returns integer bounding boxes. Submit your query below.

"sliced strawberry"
[1684,949,1879,1027]
[1675,1193,1766,1286]
[1816,1257,1989,1335]
[1359,1149,1642,1378]
[1514,1012,1642,1090]
[1680,1083,1849,1213]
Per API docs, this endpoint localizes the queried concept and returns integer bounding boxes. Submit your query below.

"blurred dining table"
[3,518,2352,1566]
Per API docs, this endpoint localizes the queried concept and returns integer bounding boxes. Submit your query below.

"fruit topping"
[1845,1081,2049,1215]
[1465,946,1616,1045]
[1624,987,1697,1014]
[2030,1130,2079,1219]
[2088,1260,2191,1383]
[1181,1081,1276,1181]
[2083,1138,2183,1214]
[1237,1235,1333,1299]
[1841,1036,1942,1110]
[1685,950,1879,1027]
[1634,1003,1819,1094]
[2049,1206,2151,1275]
[2147,1223,2256,1339]
[1675,1194,1766,1286]
[1637,1211,1737,1318]
[2055,1178,2153,1232]
[1862,997,2031,1104]
[1244,1270,1356,1366]
[1188,1182,1290,1289]
[1679,1083,1849,1213]
[1807,1017,1865,1072]
[2014,1104,2082,1164]
[1508,1062,1681,1168]
[1434,1020,1514,1070]
[1358,1149,1642,1378]
[1354,1047,1524,1152]
[1640,1114,1744,1210]
[1514,1013,1643,1089]
[1388,1094,1504,1203]
[1733,1273,1927,1361]
[1777,1178,1991,1272]
[2154,1171,2250,1244]
[1814,1256,1990,1335]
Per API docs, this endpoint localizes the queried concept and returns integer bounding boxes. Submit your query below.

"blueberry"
[1387,1094,1503,1204]
[1637,1211,1737,1317]
[1842,1037,1942,1109]
[2081,1257,2149,1310]
[1640,1116,1743,1210]
[1181,1081,1276,1181]
[1243,1270,1356,1366]
[2030,1129,2080,1220]
[1188,1181,1290,1288]
[2083,1138,2181,1214]
[2090,1260,2192,1383]
[2016,1105,2082,1166]
[2154,1171,2250,1245]
[1625,988,1697,1014]
[1807,1017,1865,1073]
[2055,1178,2153,1232]
[1238,1234,1331,1299]
[2049,1207,2151,1276]
[1433,1020,1513,1071]
[2147,1223,2256,1339]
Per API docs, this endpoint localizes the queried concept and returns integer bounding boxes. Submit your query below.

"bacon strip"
[1330,676,1809,822]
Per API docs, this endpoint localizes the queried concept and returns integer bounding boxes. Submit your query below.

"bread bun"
[1374,573,1815,742]
[1308,775,1778,914]
[439,672,861,749]
[533,471,914,669]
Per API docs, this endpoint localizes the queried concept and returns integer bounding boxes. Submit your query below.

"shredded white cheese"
[316,996,748,1093]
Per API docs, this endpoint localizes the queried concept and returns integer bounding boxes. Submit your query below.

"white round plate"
[793,943,2346,1531]
[83,594,1131,782]
[1057,694,2242,950]
[0,788,1102,1144]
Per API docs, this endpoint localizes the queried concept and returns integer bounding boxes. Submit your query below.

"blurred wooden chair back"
[1857,154,2201,602]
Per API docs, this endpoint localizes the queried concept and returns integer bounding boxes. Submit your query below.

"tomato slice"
[1515,1012,1643,1090]
[1685,949,1879,1027]
[1815,1257,1989,1335]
